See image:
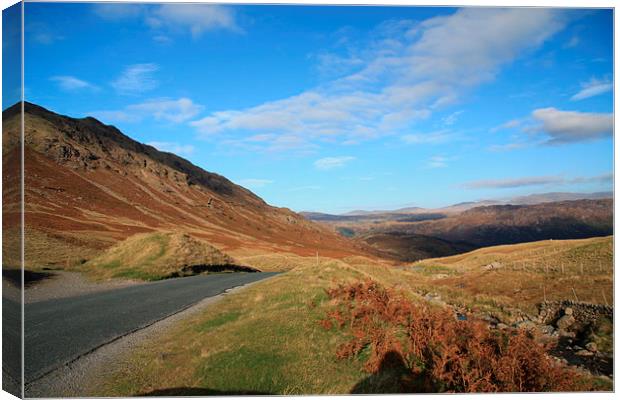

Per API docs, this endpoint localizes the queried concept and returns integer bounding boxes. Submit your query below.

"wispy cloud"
[50,76,98,91]
[532,108,613,144]
[462,172,612,189]
[147,4,241,37]
[490,119,522,133]
[93,4,240,37]
[570,77,613,101]
[27,22,64,44]
[563,35,580,48]
[314,156,355,170]
[401,130,456,145]
[111,63,159,95]
[91,97,203,124]
[146,141,195,156]
[190,8,567,151]
[442,110,463,126]
[235,178,274,189]
[487,142,529,152]
[425,155,449,169]
[92,4,145,20]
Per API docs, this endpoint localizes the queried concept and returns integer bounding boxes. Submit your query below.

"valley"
[2,102,614,395]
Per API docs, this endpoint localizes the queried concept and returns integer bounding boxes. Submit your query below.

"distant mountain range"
[302,196,613,262]
[302,191,613,219]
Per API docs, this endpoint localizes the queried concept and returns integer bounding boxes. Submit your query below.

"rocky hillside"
[2,102,369,268]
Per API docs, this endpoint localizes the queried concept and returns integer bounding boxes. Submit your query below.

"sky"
[15,3,614,213]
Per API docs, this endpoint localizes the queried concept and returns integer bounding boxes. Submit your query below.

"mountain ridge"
[2,102,370,268]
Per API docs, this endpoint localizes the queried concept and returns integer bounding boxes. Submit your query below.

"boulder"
[564,307,573,316]
[538,325,555,335]
[556,315,575,331]
[483,262,503,271]
[575,349,593,357]
[585,342,598,352]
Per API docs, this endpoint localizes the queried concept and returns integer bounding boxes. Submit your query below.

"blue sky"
[19,3,613,213]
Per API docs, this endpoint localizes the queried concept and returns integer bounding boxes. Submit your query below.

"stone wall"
[538,300,613,327]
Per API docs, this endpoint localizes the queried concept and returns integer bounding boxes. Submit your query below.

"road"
[21,272,278,383]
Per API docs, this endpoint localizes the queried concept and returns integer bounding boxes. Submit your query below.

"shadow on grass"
[139,388,273,396]
[2,269,55,288]
[350,350,427,394]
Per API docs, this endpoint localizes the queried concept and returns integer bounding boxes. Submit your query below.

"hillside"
[81,232,257,281]
[359,232,475,262]
[409,236,613,315]
[398,200,612,247]
[94,236,612,396]
[2,102,371,270]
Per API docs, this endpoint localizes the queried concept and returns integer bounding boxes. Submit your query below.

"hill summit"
[2,102,369,268]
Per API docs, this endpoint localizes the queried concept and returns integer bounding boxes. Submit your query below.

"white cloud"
[93,4,240,37]
[487,142,529,152]
[235,179,273,189]
[92,4,144,20]
[314,156,355,170]
[148,5,240,37]
[190,8,567,151]
[564,35,580,48]
[462,172,612,189]
[532,108,613,144]
[111,63,159,95]
[490,118,522,133]
[401,130,456,145]
[50,76,98,91]
[442,110,463,126]
[91,98,203,124]
[146,141,195,156]
[570,77,613,101]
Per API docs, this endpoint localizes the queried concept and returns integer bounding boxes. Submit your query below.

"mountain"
[2,102,369,268]
[506,191,613,205]
[381,199,613,248]
[308,192,613,218]
[303,198,612,261]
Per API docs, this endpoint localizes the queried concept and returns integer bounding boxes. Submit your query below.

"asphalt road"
[22,272,279,383]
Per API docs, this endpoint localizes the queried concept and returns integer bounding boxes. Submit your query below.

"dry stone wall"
[538,300,612,326]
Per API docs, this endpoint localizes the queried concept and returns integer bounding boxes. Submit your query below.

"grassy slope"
[90,256,412,396]
[90,237,612,395]
[77,232,239,281]
[410,236,613,317]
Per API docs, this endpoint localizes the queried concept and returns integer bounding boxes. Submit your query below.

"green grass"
[95,262,375,396]
[195,311,242,332]
[90,241,612,395]
[195,347,293,394]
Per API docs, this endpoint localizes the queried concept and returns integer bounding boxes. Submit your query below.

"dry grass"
[78,232,238,281]
[405,236,613,317]
[84,237,612,395]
